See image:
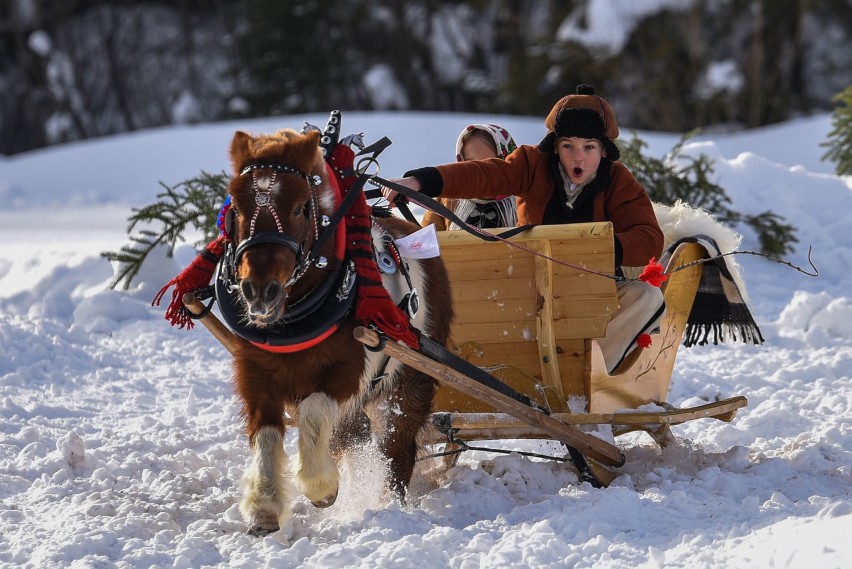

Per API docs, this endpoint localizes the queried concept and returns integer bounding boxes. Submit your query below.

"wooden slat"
[451,297,537,324]
[535,238,563,404]
[436,222,617,414]
[437,222,614,245]
[450,320,539,343]
[552,295,619,319]
[552,316,612,340]
[556,338,587,399]
[446,339,542,369]
[449,277,536,302]
[443,258,535,281]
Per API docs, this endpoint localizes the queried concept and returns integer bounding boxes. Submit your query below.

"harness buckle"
[336,260,356,301]
[399,289,419,319]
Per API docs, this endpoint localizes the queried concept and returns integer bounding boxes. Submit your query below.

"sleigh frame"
[184,221,747,485]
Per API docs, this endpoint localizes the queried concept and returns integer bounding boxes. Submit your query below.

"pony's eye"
[293,203,309,217]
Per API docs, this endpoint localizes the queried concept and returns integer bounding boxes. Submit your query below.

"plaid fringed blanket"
[664,234,765,348]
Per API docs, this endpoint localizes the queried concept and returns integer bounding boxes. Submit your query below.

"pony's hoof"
[247,510,280,536]
[310,487,338,509]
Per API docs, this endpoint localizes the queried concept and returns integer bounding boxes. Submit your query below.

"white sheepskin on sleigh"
[651,200,751,304]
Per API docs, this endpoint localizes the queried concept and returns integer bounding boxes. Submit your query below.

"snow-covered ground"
[1,111,850,568]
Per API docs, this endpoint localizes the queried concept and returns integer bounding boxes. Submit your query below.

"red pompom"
[638,257,668,287]
[637,333,653,349]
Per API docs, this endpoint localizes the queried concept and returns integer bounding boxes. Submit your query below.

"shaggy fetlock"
[240,426,290,535]
[295,393,340,507]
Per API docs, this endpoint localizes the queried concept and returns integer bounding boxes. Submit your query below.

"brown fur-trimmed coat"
[418,145,663,268]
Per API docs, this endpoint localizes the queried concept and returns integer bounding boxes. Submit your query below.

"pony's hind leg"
[295,392,340,508]
[380,370,436,501]
[330,405,372,460]
[240,425,290,535]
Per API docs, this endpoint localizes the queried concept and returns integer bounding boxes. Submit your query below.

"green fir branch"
[619,132,797,256]
[101,170,230,290]
[821,86,852,176]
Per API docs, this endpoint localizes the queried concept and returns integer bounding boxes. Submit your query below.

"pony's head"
[225,129,335,327]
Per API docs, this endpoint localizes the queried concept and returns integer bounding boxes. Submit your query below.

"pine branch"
[821,86,852,176]
[102,171,230,290]
[619,132,797,256]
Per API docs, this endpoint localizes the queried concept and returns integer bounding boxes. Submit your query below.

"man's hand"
[381,177,422,207]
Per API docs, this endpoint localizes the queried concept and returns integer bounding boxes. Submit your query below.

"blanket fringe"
[683,322,765,348]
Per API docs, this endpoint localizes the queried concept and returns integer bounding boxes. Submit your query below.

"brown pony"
[221,128,452,536]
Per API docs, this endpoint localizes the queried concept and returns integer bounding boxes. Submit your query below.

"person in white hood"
[422,123,518,231]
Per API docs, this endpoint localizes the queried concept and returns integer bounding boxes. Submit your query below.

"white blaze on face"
[255,174,278,192]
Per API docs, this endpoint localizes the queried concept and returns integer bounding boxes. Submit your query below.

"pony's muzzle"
[241,279,287,325]
[241,279,282,304]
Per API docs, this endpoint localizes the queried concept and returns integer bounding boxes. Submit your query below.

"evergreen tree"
[821,86,852,176]
[230,0,364,115]
[619,134,797,257]
[102,171,230,290]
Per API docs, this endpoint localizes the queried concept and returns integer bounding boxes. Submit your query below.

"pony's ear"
[302,129,321,147]
[289,129,323,169]
[230,131,254,174]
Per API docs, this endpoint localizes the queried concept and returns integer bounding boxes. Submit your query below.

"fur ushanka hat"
[539,84,621,160]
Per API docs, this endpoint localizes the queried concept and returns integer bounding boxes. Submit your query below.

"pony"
[220,127,452,536]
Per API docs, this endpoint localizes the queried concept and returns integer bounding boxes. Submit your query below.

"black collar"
[214,254,356,352]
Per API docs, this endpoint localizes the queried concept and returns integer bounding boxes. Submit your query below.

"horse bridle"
[225,162,331,291]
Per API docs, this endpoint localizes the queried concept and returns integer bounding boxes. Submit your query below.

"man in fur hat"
[385,85,665,373]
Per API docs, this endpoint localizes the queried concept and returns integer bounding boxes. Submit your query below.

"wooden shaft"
[182,292,249,355]
[354,326,625,467]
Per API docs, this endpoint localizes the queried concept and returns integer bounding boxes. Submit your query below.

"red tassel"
[638,257,668,287]
[637,333,653,348]
[152,236,227,329]
[358,295,420,348]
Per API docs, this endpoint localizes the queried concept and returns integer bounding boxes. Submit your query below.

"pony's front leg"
[295,392,340,507]
[240,425,290,535]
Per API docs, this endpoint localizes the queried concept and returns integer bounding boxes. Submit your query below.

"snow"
[696,59,744,98]
[557,0,693,55]
[1,110,851,568]
[364,66,411,110]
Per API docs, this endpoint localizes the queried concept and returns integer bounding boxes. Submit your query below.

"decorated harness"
[154,111,420,352]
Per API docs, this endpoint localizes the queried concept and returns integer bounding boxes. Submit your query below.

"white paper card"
[394,224,441,259]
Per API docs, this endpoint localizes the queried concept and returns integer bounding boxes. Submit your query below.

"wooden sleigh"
[353,221,747,483]
[185,221,747,486]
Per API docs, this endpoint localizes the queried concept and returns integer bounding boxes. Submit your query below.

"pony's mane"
[229,129,324,177]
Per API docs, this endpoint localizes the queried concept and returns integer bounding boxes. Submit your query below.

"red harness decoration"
[329,142,420,349]
[152,235,227,330]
